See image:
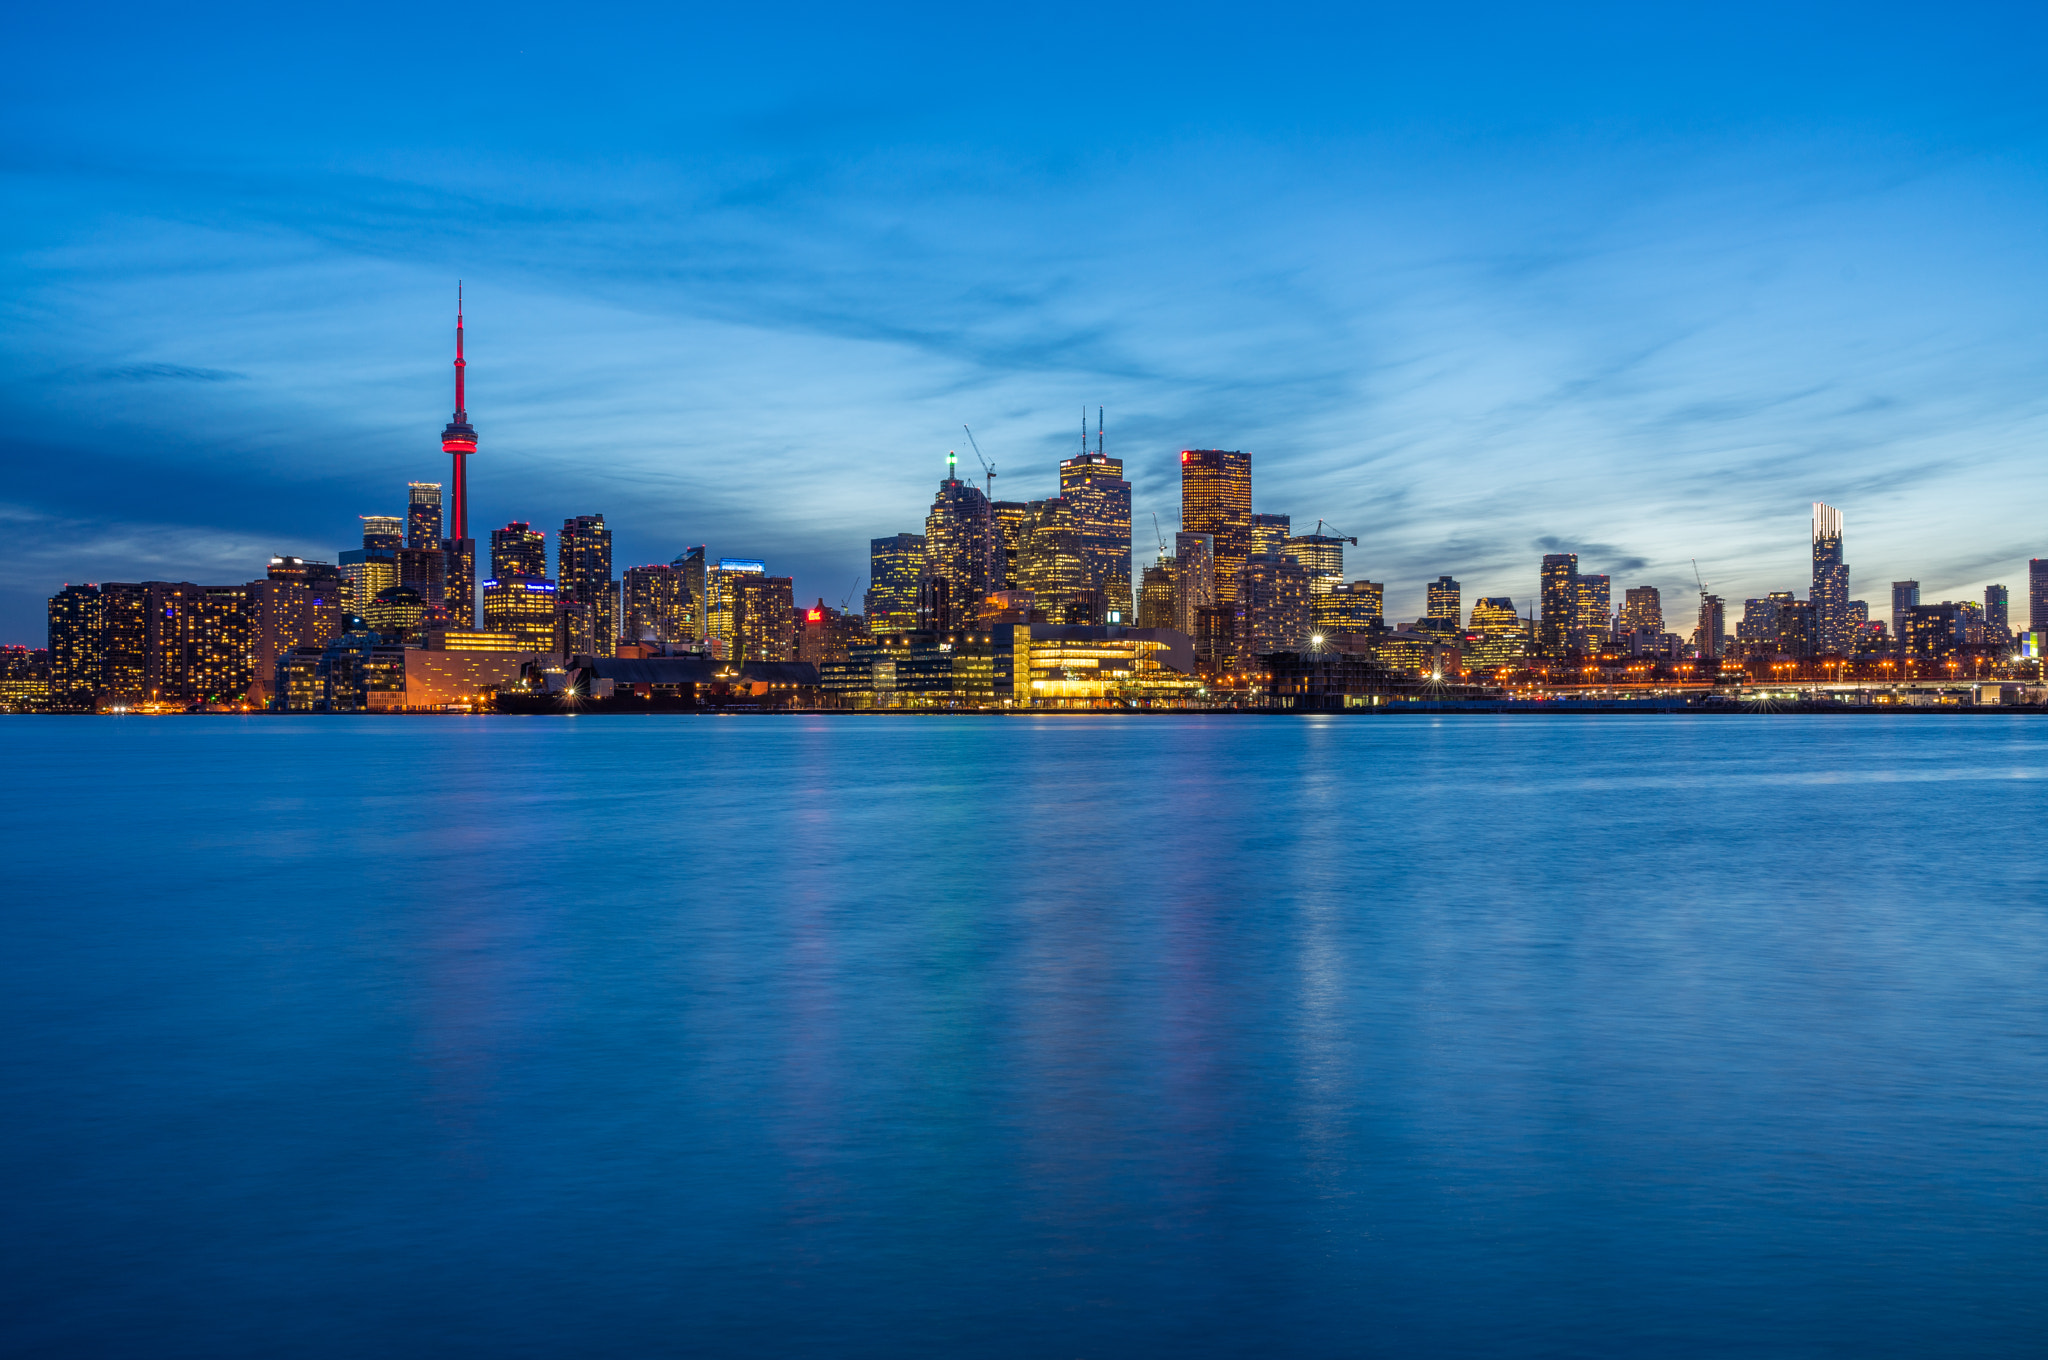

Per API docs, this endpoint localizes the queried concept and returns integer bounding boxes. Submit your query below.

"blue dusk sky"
[3,3,2046,639]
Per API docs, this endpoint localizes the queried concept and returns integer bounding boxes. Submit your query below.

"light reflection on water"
[3,714,2046,1357]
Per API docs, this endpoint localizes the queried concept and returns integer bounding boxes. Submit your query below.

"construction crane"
[962,425,995,500]
[1309,518,1359,546]
[1151,511,1170,560]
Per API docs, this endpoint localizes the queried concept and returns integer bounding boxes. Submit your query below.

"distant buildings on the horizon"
[8,303,2048,713]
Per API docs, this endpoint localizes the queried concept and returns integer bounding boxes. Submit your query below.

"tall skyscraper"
[1137,561,1175,629]
[1468,597,1525,669]
[622,564,696,646]
[46,583,103,710]
[925,454,1002,619]
[1426,575,1462,626]
[674,546,709,640]
[991,502,1032,587]
[407,483,442,550]
[1574,574,1610,650]
[1279,534,1345,593]
[730,574,797,663]
[1618,586,1663,633]
[1247,512,1290,559]
[249,557,344,706]
[867,534,925,634]
[1985,583,2010,642]
[1016,497,1088,624]
[1891,580,1920,652]
[1180,449,1252,606]
[706,558,764,658]
[482,577,558,650]
[1057,413,1133,624]
[1811,502,1849,654]
[1696,594,1725,659]
[491,522,547,580]
[1540,553,1578,656]
[340,514,403,613]
[1172,531,1215,638]
[2030,560,2048,633]
[1236,553,1312,660]
[440,290,479,628]
[558,514,616,652]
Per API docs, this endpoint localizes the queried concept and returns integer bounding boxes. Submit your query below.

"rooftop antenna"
[946,448,958,483]
[1081,407,1088,456]
[963,424,995,499]
[1097,406,1104,457]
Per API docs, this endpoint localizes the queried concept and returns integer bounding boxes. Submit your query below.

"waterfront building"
[1059,416,1133,623]
[407,482,443,550]
[1172,532,1215,638]
[250,557,345,707]
[825,625,1032,708]
[925,453,1004,620]
[558,514,616,652]
[1280,534,1346,594]
[622,564,696,646]
[2032,560,2048,633]
[1811,503,1850,654]
[1138,560,1175,628]
[1540,554,1577,656]
[491,522,547,581]
[1237,553,1313,660]
[47,584,103,711]
[1426,575,1461,627]
[0,646,52,713]
[98,582,150,706]
[1180,449,1252,605]
[436,296,480,629]
[1028,626,1201,706]
[730,574,796,663]
[866,534,925,635]
[554,597,597,659]
[196,584,253,704]
[1467,597,1525,670]
[481,577,559,650]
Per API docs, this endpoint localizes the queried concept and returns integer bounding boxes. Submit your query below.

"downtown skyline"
[5,5,2048,640]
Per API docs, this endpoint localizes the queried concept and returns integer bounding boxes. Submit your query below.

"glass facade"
[865,534,924,635]
[1179,450,1251,606]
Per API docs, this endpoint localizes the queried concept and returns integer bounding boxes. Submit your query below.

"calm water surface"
[3,715,2046,1357]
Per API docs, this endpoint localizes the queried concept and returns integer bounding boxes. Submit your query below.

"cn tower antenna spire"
[454,281,467,419]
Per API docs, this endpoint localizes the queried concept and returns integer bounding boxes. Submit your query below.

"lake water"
[3,714,2046,1357]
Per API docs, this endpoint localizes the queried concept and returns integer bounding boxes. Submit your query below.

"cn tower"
[442,286,476,540]
[440,286,479,626]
